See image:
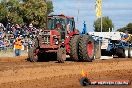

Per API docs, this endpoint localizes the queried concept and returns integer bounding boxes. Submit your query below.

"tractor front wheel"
[28,47,39,62]
[57,47,66,63]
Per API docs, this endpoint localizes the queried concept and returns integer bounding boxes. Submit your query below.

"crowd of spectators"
[0,22,41,51]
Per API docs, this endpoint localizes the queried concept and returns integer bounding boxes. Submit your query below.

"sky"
[52,0,132,32]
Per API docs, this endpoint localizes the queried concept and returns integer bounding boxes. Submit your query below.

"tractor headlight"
[54,38,59,45]
[53,35,59,45]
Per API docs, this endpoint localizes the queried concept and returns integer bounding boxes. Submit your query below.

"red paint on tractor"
[39,30,60,49]
[40,45,59,49]
[65,31,80,54]
[65,37,71,54]
[50,30,60,45]
[87,41,93,58]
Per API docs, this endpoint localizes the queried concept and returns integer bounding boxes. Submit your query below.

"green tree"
[117,23,132,34]
[0,0,53,28]
[21,0,47,28]
[0,0,23,25]
[0,1,8,25]
[93,16,114,32]
[46,0,53,15]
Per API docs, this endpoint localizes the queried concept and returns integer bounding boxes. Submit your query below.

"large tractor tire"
[28,47,39,62]
[116,48,128,58]
[78,35,95,62]
[28,37,40,62]
[57,47,66,63]
[69,35,80,61]
[128,47,132,58]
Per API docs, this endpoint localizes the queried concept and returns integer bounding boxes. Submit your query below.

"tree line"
[117,23,132,34]
[0,0,131,32]
[0,0,53,28]
[94,17,132,33]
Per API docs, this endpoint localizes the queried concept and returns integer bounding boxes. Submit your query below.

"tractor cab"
[48,14,75,41]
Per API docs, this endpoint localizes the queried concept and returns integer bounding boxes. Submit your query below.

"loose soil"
[0,57,132,88]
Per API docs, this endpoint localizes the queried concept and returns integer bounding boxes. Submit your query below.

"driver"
[121,30,131,42]
[66,23,70,34]
[56,21,62,30]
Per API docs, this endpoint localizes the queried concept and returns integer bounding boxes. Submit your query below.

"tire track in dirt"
[0,59,132,87]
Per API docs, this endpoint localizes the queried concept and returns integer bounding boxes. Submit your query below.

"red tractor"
[28,14,95,62]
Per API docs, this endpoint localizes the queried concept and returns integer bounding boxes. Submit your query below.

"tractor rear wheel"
[116,48,123,58]
[69,35,80,61]
[57,47,66,63]
[116,48,128,58]
[28,47,39,62]
[78,35,95,62]
[128,47,132,58]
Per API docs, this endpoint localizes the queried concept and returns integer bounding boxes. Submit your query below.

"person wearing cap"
[66,22,70,34]
[29,23,33,28]
[6,22,12,33]
[121,31,131,41]
[14,35,22,56]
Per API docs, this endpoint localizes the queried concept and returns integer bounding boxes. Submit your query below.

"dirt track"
[0,57,132,88]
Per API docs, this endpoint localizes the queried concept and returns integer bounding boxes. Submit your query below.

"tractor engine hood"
[39,30,61,49]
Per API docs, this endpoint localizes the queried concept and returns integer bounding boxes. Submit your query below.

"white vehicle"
[89,32,132,58]
[89,32,123,49]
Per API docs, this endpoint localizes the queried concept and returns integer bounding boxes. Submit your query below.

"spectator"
[6,22,12,33]
[121,31,131,41]
[29,23,33,28]
[66,23,70,34]
[14,35,22,56]
[0,23,5,31]
[0,30,3,39]
[0,23,3,27]
[0,40,5,50]
[28,38,33,49]
[0,22,38,53]
[4,39,10,48]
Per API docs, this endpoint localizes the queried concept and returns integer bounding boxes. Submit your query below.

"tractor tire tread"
[69,35,80,61]
[78,35,94,62]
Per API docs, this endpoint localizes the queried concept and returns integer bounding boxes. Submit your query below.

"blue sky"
[52,0,132,32]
